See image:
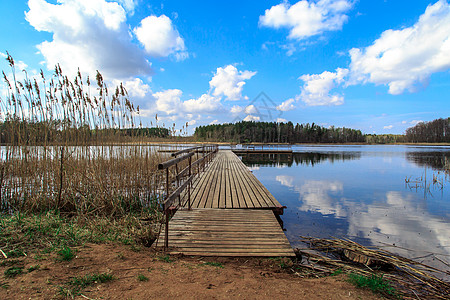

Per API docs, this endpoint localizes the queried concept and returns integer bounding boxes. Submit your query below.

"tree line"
[194,121,366,143]
[195,118,450,144]
[0,119,169,145]
[405,118,450,143]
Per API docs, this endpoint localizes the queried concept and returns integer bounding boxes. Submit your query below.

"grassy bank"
[0,210,162,258]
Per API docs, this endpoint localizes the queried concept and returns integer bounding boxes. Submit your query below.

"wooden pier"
[157,150,294,257]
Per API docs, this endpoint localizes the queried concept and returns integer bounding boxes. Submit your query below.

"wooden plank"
[232,156,259,208]
[180,150,282,209]
[184,155,214,208]
[157,208,294,257]
[224,158,233,208]
[211,156,222,208]
[229,154,249,208]
[197,158,219,208]
[219,157,227,208]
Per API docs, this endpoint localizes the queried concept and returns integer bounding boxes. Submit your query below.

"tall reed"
[0,53,165,217]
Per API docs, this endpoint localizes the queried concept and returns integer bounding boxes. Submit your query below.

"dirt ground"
[0,243,382,300]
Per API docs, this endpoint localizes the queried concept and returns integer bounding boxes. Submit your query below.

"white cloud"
[244,104,258,114]
[410,120,423,125]
[112,77,150,98]
[277,118,288,123]
[243,115,260,121]
[299,68,348,106]
[259,0,353,41]
[153,89,182,115]
[25,0,152,79]
[116,0,137,13]
[277,98,295,111]
[230,105,244,114]
[209,119,219,125]
[383,125,394,130]
[209,65,256,101]
[183,94,222,113]
[150,89,223,120]
[134,15,188,60]
[188,120,197,126]
[348,0,450,94]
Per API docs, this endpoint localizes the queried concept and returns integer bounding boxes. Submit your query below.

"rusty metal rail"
[158,144,218,249]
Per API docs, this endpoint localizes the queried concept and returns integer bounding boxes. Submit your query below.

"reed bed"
[0,53,167,217]
[296,237,450,299]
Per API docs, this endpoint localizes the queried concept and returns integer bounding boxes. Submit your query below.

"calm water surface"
[240,145,450,270]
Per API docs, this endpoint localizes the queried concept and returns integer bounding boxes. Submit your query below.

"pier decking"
[185,151,283,209]
[157,150,294,257]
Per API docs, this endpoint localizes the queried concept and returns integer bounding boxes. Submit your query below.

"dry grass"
[295,237,450,299]
[0,53,168,217]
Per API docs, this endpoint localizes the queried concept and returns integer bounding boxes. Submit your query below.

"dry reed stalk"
[297,237,450,299]
[0,53,169,217]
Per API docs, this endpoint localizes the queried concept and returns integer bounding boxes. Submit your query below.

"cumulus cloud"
[183,94,223,113]
[348,0,450,94]
[150,89,223,120]
[259,0,353,41]
[277,98,295,111]
[134,15,188,60]
[277,118,288,123]
[209,65,256,101]
[230,105,244,114]
[383,125,394,130]
[299,68,348,106]
[112,77,150,98]
[410,120,424,125]
[243,115,260,121]
[153,89,182,115]
[116,0,137,13]
[244,104,259,114]
[25,0,152,79]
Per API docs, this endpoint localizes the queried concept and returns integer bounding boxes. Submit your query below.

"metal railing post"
[188,156,192,210]
[165,168,169,250]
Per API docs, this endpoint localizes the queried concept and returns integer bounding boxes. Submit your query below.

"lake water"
[240,145,450,271]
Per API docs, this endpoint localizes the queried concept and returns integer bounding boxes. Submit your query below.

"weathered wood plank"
[157,209,294,257]
[182,150,282,209]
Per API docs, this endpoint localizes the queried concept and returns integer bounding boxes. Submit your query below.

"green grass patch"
[157,255,174,263]
[27,264,40,272]
[330,268,344,276]
[63,272,115,296]
[58,246,75,261]
[0,211,159,258]
[203,262,224,268]
[137,274,149,281]
[347,273,399,297]
[4,266,24,278]
[6,249,26,258]
[0,259,22,267]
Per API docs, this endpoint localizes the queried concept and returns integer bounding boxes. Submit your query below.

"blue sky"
[1,0,450,134]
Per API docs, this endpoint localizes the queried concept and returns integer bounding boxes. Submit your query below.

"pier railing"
[158,144,218,249]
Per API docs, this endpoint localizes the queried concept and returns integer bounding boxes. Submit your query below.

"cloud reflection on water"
[276,176,450,259]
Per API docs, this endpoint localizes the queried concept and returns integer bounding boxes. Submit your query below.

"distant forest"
[194,121,365,143]
[0,120,169,144]
[405,118,450,143]
[195,118,450,144]
[2,118,448,145]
